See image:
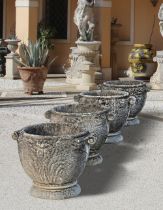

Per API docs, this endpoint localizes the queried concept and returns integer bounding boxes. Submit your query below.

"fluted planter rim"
[12,123,90,141]
[103,80,146,88]
[45,104,109,119]
[79,89,129,99]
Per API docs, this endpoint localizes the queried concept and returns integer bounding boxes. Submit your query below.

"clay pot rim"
[80,90,129,99]
[17,66,47,70]
[19,123,90,140]
[103,80,146,88]
[46,104,109,118]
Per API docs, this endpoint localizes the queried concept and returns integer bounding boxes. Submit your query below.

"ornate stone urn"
[5,39,21,55]
[12,123,93,200]
[45,103,108,166]
[103,81,149,126]
[75,90,133,144]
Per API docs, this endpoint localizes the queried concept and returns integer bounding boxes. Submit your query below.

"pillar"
[95,0,112,81]
[15,0,39,42]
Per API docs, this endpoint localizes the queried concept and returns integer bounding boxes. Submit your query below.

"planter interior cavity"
[45,104,108,166]
[22,123,87,138]
[12,123,91,200]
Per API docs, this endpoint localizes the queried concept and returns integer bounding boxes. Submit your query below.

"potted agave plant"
[15,40,55,95]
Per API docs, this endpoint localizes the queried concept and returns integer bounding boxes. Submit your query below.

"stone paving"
[0,90,163,210]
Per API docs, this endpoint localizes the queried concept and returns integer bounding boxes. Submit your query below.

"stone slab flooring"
[0,91,163,210]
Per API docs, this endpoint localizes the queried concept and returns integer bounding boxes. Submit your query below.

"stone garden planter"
[12,123,93,200]
[75,90,133,144]
[45,103,108,166]
[103,80,149,126]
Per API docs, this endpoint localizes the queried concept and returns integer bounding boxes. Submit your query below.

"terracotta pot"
[45,103,108,166]
[128,44,156,81]
[103,80,149,126]
[12,123,93,200]
[18,66,48,95]
[75,90,133,144]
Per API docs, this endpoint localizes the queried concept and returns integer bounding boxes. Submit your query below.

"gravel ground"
[0,92,163,210]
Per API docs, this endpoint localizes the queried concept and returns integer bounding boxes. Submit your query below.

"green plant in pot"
[15,40,55,95]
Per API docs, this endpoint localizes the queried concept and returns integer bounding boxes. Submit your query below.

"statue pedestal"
[66,41,102,85]
[5,53,20,79]
[76,61,97,91]
[150,51,163,89]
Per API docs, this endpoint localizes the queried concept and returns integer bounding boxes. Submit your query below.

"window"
[0,0,3,38]
[44,0,68,40]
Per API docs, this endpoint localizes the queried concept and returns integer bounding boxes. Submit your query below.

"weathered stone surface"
[12,123,91,200]
[75,89,130,144]
[45,103,108,166]
[103,81,148,125]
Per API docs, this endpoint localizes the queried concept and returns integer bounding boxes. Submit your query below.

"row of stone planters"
[12,80,149,200]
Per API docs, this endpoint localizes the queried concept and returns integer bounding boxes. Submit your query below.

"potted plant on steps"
[15,40,55,95]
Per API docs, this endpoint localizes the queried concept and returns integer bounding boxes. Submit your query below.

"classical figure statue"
[158,3,163,37]
[74,0,95,41]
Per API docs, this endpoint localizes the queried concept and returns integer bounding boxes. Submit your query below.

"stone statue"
[74,0,95,41]
[158,3,163,37]
[150,3,163,89]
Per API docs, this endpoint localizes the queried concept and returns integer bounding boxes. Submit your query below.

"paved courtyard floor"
[0,90,163,210]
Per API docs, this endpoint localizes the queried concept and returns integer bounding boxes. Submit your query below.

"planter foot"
[105,131,123,144]
[31,182,81,200]
[87,153,103,166]
[126,117,140,126]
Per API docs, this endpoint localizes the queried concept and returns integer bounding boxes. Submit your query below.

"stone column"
[5,53,20,79]
[4,0,39,80]
[15,0,39,42]
[150,51,163,89]
[95,0,112,81]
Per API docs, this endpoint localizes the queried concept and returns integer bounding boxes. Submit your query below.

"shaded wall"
[5,0,15,37]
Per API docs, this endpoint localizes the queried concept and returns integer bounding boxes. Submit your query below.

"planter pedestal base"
[126,117,140,126]
[105,131,123,144]
[31,182,81,200]
[5,54,20,79]
[87,153,103,166]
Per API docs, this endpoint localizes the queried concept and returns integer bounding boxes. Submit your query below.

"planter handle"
[75,135,96,145]
[129,96,136,106]
[96,84,104,90]
[146,85,151,92]
[107,113,115,121]
[44,110,52,119]
[74,95,82,103]
[12,130,23,141]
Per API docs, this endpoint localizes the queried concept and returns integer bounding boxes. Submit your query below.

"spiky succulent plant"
[15,40,49,67]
